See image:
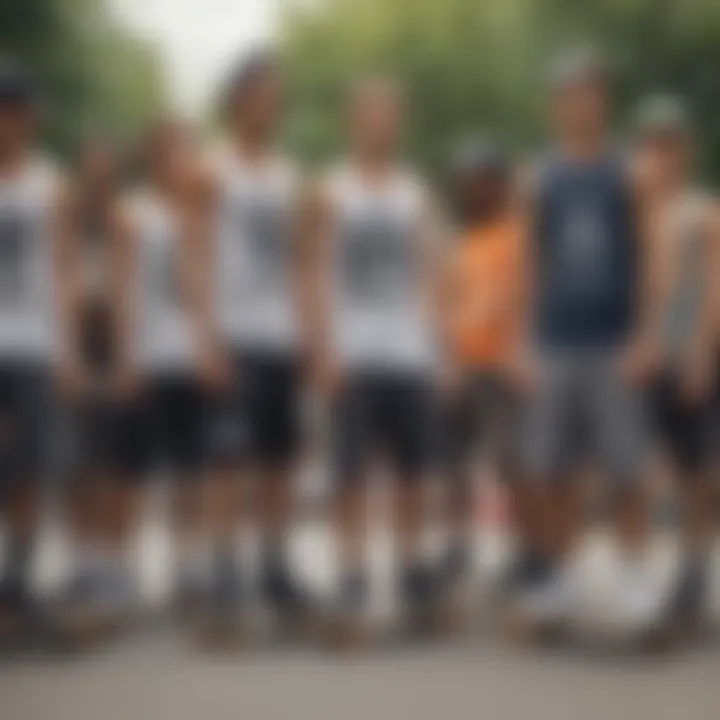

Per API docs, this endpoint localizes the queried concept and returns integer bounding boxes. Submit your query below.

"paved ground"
[2,514,720,720]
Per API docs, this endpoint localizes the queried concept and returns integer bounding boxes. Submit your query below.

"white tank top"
[324,163,434,372]
[0,156,59,362]
[128,191,195,373]
[213,149,301,352]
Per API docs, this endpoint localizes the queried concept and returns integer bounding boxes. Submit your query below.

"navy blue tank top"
[533,152,638,350]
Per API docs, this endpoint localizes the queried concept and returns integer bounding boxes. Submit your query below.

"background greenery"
[0,0,165,157]
[4,0,720,181]
[280,0,720,181]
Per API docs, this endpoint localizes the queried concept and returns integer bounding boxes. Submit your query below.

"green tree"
[0,0,166,156]
[280,0,720,180]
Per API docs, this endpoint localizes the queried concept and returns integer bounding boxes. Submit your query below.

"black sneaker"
[0,578,36,643]
[434,550,473,635]
[172,570,207,621]
[52,569,106,641]
[400,565,438,639]
[497,548,554,598]
[200,565,246,648]
[262,566,318,640]
[662,561,708,642]
[262,566,314,614]
[327,576,370,651]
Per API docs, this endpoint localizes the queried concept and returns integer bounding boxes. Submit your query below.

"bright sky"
[112,0,280,117]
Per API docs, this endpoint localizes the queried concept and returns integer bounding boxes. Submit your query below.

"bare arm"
[702,203,720,352]
[508,165,539,389]
[304,180,337,394]
[419,188,451,339]
[620,169,669,383]
[293,178,320,364]
[181,162,224,387]
[683,200,720,398]
[108,198,138,394]
[52,175,84,395]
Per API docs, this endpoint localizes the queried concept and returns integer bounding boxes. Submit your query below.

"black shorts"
[66,396,117,475]
[0,362,52,496]
[113,374,205,479]
[444,371,518,475]
[333,370,436,482]
[649,369,711,474]
[206,350,302,468]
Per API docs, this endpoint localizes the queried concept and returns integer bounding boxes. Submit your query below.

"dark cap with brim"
[222,47,278,105]
[451,136,509,179]
[0,64,39,109]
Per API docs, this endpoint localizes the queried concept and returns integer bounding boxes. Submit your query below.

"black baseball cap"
[0,63,40,109]
[222,47,278,105]
[451,136,509,179]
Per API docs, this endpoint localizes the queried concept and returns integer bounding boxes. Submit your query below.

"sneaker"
[614,560,663,634]
[326,574,371,651]
[400,565,438,639]
[199,564,247,647]
[53,567,107,638]
[663,559,708,639]
[510,563,578,641]
[0,577,36,641]
[93,566,140,628]
[261,566,316,628]
[172,567,208,620]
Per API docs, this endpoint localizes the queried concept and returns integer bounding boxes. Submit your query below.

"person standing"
[309,78,442,646]
[439,139,525,620]
[107,118,209,630]
[53,133,123,641]
[515,49,663,637]
[0,64,82,643]
[193,51,314,640]
[634,95,720,641]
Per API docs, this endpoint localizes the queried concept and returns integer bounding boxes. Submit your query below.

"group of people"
[0,46,718,654]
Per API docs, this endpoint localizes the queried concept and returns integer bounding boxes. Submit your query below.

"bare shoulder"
[32,154,71,208]
[701,192,720,233]
[113,188,146,235]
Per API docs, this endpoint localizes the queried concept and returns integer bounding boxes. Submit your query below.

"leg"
[330,377,372,636]
[662,379,715,632]
[594,358,651,555]
[252,355,310,616]
[164,377,208,613]
[202,361,252,635]
[441,378,479,587]
[95,395,152,628]
[61,401,115,596]
[0,366,51,636]
[386,376,436,629]
[517,356,574,580]
[594,355,659,631]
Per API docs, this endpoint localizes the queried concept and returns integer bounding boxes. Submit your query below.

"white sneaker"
[614,559,663,633]
[517,565,577,625]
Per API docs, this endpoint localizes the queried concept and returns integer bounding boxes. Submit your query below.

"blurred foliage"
[280,0,720,181]
[0,0,165,157]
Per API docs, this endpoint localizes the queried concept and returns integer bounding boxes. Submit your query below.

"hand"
[55,359,86,400]
[504,350,537,396]
[112,365,143,401]
[314,354,344,401]
[437,363,464,402]
[619,340,657,387]
[680,350,713,406]
[198,348,231,393]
